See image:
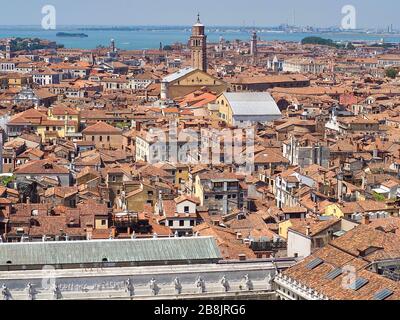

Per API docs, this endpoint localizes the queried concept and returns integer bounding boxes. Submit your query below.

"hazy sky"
[0,0,397,28]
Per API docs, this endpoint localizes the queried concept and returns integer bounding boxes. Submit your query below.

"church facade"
[160,15,227,100]
[161,67,227,100]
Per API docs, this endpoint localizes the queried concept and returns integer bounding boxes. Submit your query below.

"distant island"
[56,32,88,38]
[301,36,355,50]
[0,37,62,51]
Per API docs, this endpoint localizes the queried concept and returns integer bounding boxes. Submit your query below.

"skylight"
[374,288,393,300]
[306,257,324,270]
[348,277,369,291]
[325,268,342,280]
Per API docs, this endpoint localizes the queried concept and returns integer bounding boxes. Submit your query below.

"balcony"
[251,240,287,252]
[113,212,139,227]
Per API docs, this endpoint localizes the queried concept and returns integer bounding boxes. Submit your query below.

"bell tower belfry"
[5,40,11,60]
[190,14,207,72]
[250,30,258,57]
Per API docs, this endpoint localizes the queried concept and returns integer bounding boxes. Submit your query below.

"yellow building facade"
[8,74,31,88]
[323,204,345,219]
[175,165,190,189]
[216,93,234,125]
[278,219,293,239]
[35,106,80,141]
[194,175,205,206]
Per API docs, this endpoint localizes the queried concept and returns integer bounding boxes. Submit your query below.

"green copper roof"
[0,237,222,267]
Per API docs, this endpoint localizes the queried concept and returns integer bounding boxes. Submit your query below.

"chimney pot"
[306,225,312,236]
[362,215,371,225]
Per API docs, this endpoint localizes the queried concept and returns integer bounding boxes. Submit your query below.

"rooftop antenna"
[197,12,201,23]
[293,9,296,26]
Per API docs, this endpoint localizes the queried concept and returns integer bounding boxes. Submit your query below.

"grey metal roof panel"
[162,67,196,83]
[0,237,222,266]
[224,92,282,116]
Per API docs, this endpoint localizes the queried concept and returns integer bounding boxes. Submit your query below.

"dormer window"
[43,163,53,170]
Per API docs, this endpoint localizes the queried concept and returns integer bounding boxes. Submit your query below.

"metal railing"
[251,241,287,252]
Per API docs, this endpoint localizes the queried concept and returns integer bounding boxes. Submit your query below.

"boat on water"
[56,32,88,38]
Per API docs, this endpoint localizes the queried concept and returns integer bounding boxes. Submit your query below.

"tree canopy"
[301,37,336,47]
[386,68,398,79]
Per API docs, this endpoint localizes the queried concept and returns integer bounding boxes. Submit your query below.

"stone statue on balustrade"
[53,284,62,300]
[243,274,253,291]
[26,283,37,300]
[266,273,275,290]
[174,277,182,295]
[125,278,135,297]
[2,285,12,300]
[149,278,159,296]
[195,276,206,293]
[221,275,230,292]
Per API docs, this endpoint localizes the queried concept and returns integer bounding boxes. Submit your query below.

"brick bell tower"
[190,13,207,72]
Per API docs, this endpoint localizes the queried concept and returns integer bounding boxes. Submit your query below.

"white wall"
[287,231,311,258]
[176,200,196,214]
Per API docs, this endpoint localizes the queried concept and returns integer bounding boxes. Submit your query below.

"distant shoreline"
[0,25,398,37]
[1,27,400,50]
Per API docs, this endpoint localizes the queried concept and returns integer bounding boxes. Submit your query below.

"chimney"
[313,203,318,215]
[306,225,311,237]
[4,204,11,217]
[236,232,243,240]
[86,226,93,240]
[26,197,30,204]
[238,254,247,261]
[111,226,116,238]
[362,215,371,225]
[158,191,164,216]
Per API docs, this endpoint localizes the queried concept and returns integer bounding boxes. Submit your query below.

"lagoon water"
[1,25,400,50]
